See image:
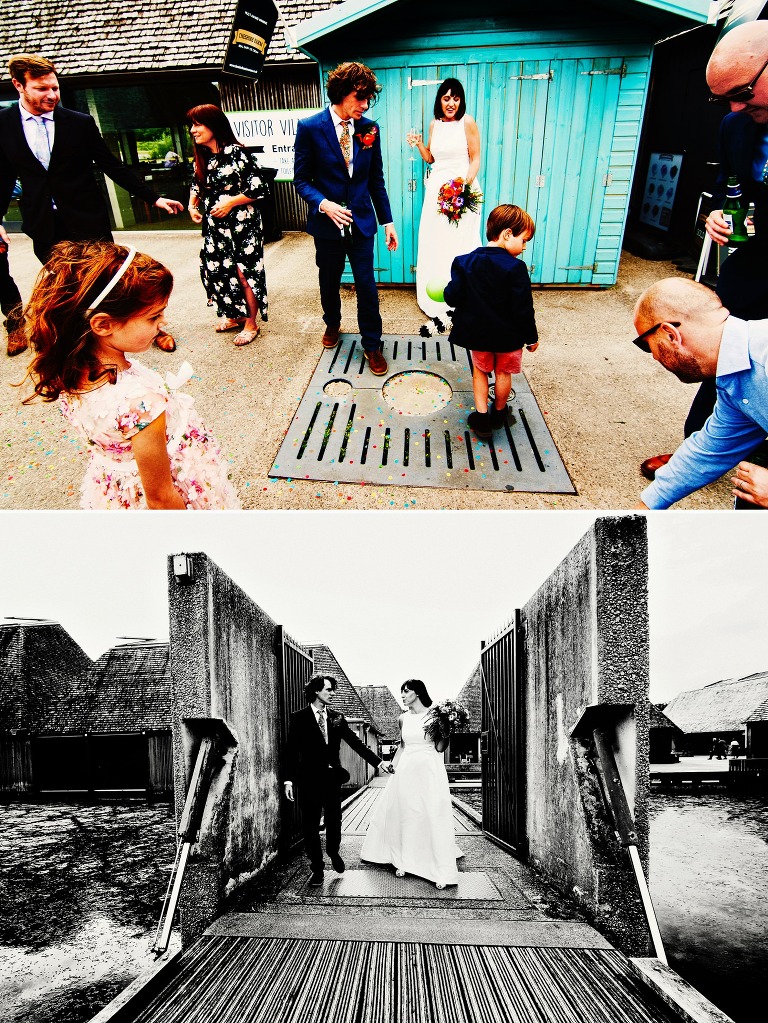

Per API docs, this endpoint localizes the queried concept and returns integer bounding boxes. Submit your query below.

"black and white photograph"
[2,2,768,1023]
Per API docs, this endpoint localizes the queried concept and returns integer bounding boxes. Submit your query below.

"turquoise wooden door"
[362,50,640,286]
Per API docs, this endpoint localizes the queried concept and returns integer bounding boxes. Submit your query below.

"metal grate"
[301,870,502,900]
[270,335,575,493]
[132,937,683,1023]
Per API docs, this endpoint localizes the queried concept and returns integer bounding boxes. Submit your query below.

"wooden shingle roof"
[0,0,341,79]
[306,644,382,733]
[663,672,768,735]
[648,702,683,733]
[355,685,402,741]
[455,662,482,731]
[747,696,768,723]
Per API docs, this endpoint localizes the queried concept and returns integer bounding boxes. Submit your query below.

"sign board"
[639,152,683,232]
[223,0,278,80]
[226,108,321,181]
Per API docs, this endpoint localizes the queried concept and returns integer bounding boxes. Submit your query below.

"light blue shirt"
[19,101,55,166]
[642,316,768,508]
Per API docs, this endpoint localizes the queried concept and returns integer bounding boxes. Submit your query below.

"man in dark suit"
[0,53,184,351]
[284,674,392,887]
[642,23,768,483]
[293,61,398,377]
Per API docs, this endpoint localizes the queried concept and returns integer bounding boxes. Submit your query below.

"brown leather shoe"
[6,328,27,357]
[154,331,177,353]
[322,327,340,349]
[640,453,672,481]
[364,348,388,376]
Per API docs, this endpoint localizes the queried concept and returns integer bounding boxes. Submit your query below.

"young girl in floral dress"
[22,240,240,510]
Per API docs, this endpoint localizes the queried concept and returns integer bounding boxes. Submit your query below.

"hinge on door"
[535,175,545,187]
[560,263,598,272]
[408,77,444,89]
[407,179,417,192]
[603,173,613,186]
[581,63,627,77]
[510,70,553,81]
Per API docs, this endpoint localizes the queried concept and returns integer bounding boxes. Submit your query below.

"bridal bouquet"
[436,177,483,226]
[424,699,470,744]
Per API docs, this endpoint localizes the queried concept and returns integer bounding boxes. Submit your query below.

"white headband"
[84,246,137,317]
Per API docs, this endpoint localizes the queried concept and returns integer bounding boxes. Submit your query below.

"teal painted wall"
[310,15,658,287]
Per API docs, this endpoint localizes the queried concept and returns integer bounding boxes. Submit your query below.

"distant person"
[163,150,181,168]
[361,680,463,889]
[708,737,720,760]
[443,204,538,440]
[728,739,740,759]
[0,53,183,352]
[283,674,391,888]
[633,279,768,509]
[717,738,728,759]
[187,104,268,347]
[293,61,398,377]
[22,241,240,509]
[406,77,482,336]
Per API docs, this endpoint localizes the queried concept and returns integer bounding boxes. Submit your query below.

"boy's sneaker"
[467,410,492,439]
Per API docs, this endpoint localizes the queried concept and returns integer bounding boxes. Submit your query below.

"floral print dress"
[59,359,241,510]
[191,145,268,321]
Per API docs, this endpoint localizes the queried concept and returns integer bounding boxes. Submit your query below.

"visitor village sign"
[227,109,320,181]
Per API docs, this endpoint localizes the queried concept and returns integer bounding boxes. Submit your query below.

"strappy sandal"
[233,327,259,347]
[215,318,243,333]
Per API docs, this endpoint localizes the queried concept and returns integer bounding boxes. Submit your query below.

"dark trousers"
[32,213,114,265]
[314,230,382,351]
[0,248,22,331]
[298,773,342,871]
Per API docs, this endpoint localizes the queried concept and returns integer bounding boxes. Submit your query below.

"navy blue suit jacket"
[292,108,393,240]
[444,246,538,353]
[0,104,159,249]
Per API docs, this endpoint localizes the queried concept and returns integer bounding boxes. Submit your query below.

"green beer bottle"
[722,176,749,246]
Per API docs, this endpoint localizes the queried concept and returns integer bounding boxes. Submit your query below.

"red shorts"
[471,349,523,375]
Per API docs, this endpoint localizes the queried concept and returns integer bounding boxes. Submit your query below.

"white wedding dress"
[360,710,463,886]
[416,118,482,319]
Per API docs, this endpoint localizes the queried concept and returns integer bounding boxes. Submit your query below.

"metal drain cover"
[304,870,502,900]
[270,335,575,493]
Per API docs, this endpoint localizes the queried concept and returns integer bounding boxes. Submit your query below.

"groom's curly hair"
[326,61,382,105]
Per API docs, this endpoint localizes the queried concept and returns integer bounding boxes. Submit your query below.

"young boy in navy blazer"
[444,204,539,439]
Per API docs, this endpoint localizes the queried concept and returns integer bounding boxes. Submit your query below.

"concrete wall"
[521,516,650,956]
[167,552,286,946]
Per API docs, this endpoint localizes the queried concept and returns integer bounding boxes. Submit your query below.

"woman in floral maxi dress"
[187,104,268,346]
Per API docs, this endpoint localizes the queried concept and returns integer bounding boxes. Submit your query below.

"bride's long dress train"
[360,710,462,886]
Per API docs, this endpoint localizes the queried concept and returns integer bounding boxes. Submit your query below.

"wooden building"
[746,697,768,758]
[294,0,710,286]
[0,620,173,797]
[355,684,402,757]
[663,671,768,756]
[648,702,684,763]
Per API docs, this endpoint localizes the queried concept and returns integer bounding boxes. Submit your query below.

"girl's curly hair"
[22,240,173,402]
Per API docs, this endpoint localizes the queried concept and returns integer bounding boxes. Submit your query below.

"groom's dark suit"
[293,108,393,351]
[0,103,161,263]
[285,704,382,872]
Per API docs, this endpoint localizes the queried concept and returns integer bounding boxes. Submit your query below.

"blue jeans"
[314,230,382,352]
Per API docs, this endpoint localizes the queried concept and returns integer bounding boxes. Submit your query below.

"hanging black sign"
[223,0,279,80]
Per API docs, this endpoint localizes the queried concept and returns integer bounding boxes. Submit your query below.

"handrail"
[151,737,215,955]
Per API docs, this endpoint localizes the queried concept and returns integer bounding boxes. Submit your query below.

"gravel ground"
[0,230,734,510]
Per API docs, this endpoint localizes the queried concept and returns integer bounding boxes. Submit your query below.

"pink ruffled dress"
[59,358,241,510]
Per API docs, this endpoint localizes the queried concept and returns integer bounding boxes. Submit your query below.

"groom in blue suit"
[293,61,398,376]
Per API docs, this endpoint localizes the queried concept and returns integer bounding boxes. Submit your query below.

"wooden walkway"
[118,784,720,1023]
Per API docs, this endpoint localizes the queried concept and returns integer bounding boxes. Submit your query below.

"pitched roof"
[663,672,768,734]
[355,685,402,740]
[0,0,341,79]
[455,662,482,731]
[747,697,768,723]
[306,644,382,733]
[648,702,683,733]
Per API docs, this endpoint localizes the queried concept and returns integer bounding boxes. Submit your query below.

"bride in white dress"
[406,79,482,336]
[360,679,463,888]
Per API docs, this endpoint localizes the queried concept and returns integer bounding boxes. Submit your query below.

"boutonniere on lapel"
[355,125,378,149]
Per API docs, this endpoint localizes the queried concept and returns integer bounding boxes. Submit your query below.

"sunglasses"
[709,54,768,105]
[632,321,681,353]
